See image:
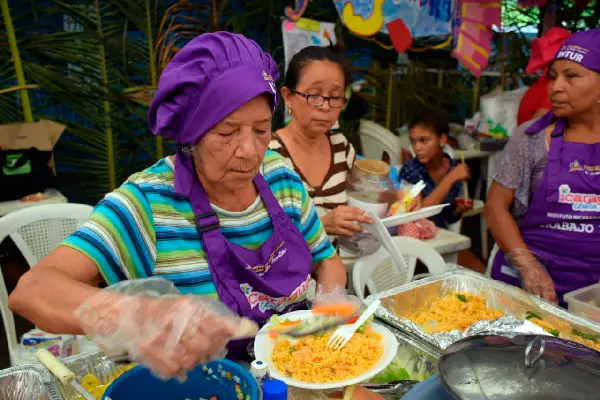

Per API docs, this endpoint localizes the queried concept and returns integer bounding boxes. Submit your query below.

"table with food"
[2,267,600,400]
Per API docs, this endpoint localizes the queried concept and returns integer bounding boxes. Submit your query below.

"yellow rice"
[528,316,600,352]
[407,291,600,353]
[408,292,505,333]
[271,329,383,383]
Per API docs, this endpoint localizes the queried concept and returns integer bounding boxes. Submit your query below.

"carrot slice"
[279,320,301,326]
[312,303,356,317]
[268,331,279,339]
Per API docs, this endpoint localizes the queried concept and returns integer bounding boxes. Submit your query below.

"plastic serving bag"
[480,87,528,138]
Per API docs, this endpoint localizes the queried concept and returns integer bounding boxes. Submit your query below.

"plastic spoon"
[37,348,96,400]
[363,210,409,276]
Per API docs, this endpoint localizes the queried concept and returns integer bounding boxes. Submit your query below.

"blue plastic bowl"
[401,375,454,400]
[102,359,258,400]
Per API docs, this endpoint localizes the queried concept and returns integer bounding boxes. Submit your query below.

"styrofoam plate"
[253,310,398,390]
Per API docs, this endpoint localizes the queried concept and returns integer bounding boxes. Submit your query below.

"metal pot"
[439,334,600,399]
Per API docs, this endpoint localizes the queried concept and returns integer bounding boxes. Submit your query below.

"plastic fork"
[327,299,381,350]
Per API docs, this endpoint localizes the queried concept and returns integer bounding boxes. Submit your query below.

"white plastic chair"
[359,120,403,165]
[485,244,499,278]
[0,203,93,365]
[352,236,447,302]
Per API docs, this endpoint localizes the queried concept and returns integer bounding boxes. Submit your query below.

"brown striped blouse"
[269,131,356,218]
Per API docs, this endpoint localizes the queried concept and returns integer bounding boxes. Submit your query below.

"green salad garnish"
[526,311,542,320]
[456,294,467,303]
[572,329,600,343]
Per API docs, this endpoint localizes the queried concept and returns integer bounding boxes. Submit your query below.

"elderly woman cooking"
[486,29,600,305]
[8,32,355,380]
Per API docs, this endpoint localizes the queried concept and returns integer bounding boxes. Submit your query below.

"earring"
[288,107,293,115]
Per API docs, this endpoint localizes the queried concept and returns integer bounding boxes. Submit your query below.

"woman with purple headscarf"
[486,29,600,306]
[9,32,353,379]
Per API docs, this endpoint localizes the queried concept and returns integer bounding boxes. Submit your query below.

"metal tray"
[0,364,61,400]
[368,269,600,351]
[56,350,132,400]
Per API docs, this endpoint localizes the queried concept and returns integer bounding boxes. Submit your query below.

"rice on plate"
[253,310,398,390]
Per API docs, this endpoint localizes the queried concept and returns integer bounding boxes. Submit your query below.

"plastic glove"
[311,285,364,316]
[507,249,558,303]
[74,278,242,380]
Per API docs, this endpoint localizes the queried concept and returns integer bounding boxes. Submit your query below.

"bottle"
[338,158,395,256]
[262,379,288,400]
[250,360,269,399]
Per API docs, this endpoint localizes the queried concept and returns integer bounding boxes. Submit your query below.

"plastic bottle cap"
[262,379,287,400]
[250,360,268,378]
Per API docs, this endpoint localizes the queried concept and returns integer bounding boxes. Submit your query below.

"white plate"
[253,310,398,390]
[380,204,449,228]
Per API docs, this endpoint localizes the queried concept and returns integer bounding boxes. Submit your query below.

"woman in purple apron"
[148,32,348,356]
[487,29,600,306]
[9,32,349,378]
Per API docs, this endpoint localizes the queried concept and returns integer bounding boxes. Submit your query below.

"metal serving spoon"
[361,380,420,396]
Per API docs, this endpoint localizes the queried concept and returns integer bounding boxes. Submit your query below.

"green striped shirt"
[63,151,335,296]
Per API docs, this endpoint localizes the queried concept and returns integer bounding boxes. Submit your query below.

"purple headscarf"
[526,28,600,135]
[148,32,279,197]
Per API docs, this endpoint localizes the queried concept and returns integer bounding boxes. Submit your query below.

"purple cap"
[526,29,600,135]
[148,32,279,196]
[553,29,600,72]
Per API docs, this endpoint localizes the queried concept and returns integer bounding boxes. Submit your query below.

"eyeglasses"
[291,90,346,108]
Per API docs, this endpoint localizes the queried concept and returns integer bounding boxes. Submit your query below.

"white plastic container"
[564,282,600,324]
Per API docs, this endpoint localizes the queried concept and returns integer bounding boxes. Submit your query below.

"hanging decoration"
[340,0,385,37]
[387,18,413,53]
[281,18,337,71]
[285,0,309,22]
[333,0,454,39]
[452,0,501,77]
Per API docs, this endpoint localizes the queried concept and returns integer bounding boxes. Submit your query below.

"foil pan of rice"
[368,269,600,352]
[0,363,61,400]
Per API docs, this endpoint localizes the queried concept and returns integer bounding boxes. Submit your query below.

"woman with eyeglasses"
[269,46,376,239]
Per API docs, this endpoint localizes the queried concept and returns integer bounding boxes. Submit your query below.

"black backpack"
[0,147,57,201]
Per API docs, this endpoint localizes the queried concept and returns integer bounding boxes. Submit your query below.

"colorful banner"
[452,0,500,77]
[333,0,454,39]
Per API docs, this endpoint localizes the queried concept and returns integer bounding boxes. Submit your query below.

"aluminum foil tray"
[367,269,600,351]
[57,350,132,400]
[0,364,61,400]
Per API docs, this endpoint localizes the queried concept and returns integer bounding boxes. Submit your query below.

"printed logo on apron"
[568,159,600,175]
[240,274,312,312]
[558,184,600,212]
[245,241,287,276]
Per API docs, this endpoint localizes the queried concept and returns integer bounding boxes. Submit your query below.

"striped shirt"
[62,151,335,297]
[269,131,356,217]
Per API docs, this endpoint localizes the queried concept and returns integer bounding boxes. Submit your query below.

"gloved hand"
[311,285,364,315]
[508,249,558,303]
[74,278,243,379]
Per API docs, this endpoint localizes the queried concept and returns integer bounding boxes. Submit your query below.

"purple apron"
[491,130,600,305]
[189,171,313,358]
